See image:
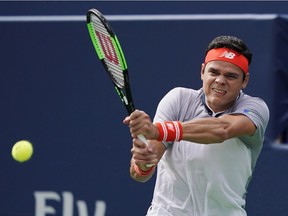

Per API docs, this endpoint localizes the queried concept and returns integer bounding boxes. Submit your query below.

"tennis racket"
[86,9,151,151]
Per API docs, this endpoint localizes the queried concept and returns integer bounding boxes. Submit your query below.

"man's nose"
[215,75,225,84]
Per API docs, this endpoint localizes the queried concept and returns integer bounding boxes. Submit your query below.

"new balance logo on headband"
[219,51,236,59]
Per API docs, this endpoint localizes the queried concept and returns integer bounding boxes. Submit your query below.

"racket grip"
[136,134,154,168]
[137,134,148,145]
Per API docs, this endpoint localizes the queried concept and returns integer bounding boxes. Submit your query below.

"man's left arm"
[180,114,256,144]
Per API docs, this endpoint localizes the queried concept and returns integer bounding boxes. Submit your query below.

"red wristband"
[156,121,183,142]
[133,164,155,176]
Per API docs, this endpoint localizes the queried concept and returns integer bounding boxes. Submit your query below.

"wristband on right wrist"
[156,121,183,142]
[133,164,154,176]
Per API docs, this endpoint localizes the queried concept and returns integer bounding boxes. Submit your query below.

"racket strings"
[91,16,125,88]
[105,60,125,85]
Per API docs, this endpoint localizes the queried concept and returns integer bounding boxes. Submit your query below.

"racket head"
[86,8,135,114]
[86,8,128,89]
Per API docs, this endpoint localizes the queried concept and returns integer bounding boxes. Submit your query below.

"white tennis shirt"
[147,87,269,216]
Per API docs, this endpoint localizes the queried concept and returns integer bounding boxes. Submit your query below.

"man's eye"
[226,75,238,79]
[209,71,219,76]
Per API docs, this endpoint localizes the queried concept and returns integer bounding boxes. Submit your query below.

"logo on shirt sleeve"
[243,109,252,115]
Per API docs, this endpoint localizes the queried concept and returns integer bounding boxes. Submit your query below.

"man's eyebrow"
[207,67,219,72]
[225,72,240,77]
[208,67,241,77]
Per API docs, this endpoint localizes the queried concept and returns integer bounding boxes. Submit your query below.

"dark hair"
[205,35,252,65]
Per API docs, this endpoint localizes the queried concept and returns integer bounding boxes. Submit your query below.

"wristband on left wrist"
[133,164,155,176]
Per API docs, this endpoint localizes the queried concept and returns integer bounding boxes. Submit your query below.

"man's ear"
[201,63,206,81]
[242,72,250,89]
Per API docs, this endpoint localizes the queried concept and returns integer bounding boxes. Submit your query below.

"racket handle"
[137,134,148,145]
[136,134,155,168]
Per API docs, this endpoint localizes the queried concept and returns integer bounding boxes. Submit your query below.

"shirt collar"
[201,92,241,117]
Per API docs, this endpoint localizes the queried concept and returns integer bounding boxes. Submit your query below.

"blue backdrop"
[1,1,288,216]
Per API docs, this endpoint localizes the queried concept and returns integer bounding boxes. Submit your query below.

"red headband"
[204,48,249,74]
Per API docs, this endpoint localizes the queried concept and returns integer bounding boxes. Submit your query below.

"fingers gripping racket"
[86,9,150,148]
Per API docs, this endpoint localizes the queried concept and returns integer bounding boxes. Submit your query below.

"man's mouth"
[212,88,226,95]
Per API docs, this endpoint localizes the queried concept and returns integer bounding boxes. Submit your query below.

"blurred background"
[1,1,288,215]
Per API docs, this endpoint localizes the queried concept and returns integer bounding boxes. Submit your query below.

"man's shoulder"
[238,92,268,108]
[169,87,202,97]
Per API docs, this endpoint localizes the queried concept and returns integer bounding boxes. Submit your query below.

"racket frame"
[87,9,136,115]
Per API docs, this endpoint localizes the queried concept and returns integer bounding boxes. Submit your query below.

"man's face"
[201,60,249,113]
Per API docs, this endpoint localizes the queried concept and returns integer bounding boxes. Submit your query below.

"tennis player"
[123,35,270,216]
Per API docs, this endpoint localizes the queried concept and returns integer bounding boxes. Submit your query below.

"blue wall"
[1,2,288,216]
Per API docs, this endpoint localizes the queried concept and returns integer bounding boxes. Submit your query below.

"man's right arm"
[130,139,166,182]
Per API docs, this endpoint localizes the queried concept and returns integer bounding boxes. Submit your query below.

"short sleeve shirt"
[147,87,269,216]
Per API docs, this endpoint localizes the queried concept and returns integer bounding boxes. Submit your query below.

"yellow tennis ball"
[11,140,33,162]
